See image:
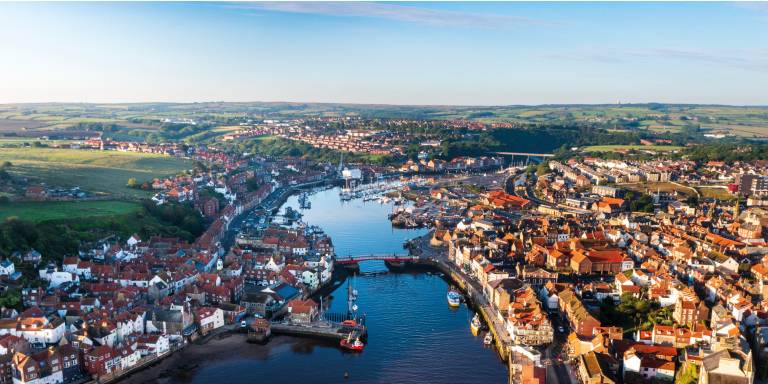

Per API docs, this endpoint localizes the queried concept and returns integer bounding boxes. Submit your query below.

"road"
[542,315,577,384]
[508,172,593,216]
[508,172,549,207]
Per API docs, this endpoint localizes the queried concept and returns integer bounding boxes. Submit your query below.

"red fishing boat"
[340,334,365,351]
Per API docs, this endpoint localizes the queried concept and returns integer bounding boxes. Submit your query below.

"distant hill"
[1,102,767,140]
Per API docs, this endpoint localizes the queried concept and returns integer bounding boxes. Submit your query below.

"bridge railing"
[335,254,419,263]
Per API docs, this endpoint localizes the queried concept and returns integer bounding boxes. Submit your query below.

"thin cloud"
[542,46,767,72]
[539,52,623,64]
[733,2,768,23]
[230,2,555,29]
[623,47,767,71]
[733,2,768,14]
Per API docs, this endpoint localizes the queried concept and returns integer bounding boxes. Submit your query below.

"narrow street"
[542,326,576,384]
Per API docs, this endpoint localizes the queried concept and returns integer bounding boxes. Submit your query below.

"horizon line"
[1,100,767,109]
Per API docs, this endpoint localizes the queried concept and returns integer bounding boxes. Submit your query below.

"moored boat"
[447,290,461,308]
[483,333,493,346]
[470,313,482,335]
[340,333,365,352]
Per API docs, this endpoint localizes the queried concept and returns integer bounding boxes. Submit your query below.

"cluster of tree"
[624,190,655,213]
[68,122,122,133]
[0,218,84,266]
[246,177,261,192]
[0,161,12,182]
[675,362,699,384]
[0,288,21,310]
[437,126,586,158]
[600,293,671,331]
[140,199,205,238]
[0,199,207,269]
[683,143,768,162]
[198,187,226,209]
[156,123,211,141]
[226,137,399,166]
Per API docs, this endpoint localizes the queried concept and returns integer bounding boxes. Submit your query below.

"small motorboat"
[484,333,493,346]
[447,290,461,308]
[340,334,365,352]
[470,314,482,335]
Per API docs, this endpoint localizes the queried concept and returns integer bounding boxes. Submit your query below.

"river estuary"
[163,186,509,384]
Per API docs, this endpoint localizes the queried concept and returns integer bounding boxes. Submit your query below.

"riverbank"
[119,333,324,384]
[408,231,513,360]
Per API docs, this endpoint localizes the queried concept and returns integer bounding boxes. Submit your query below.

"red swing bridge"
[335,254,420,266]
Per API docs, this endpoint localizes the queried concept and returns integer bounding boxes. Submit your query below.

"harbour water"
[170,187,509,384]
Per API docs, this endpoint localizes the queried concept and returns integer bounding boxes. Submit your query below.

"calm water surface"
[178,187,509,384]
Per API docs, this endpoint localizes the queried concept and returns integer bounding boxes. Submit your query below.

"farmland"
[2,103,768,143]
[0,200,140,223]
[0,148,191,198]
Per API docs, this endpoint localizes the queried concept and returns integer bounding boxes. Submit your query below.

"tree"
[0,289,21,310]
[246,178,260,192]
[675,362,698,384]
[536,162,550,176]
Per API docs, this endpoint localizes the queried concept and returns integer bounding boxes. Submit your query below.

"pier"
[271,321,367,341]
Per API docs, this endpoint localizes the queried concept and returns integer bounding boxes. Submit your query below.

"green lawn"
[582,145,684,152]
[697,186,735,200]
[0,200,141,222]
[0,139,79,147]
[0,148,191,198]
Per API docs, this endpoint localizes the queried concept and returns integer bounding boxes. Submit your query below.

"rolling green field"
[0,138,79,147]
[0,200,140,222]
[0,148,191,198]
[2,102,768,143]
[582,145,684,152]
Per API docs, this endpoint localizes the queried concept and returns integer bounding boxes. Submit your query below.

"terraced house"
[505,287,553,346]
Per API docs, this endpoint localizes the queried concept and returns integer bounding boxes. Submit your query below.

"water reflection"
[168,187,508,384]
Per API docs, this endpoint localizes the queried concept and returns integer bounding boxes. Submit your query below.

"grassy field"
[0,200,140,222]
[0,148,191,198]
[183,125,242,142]
[697,186,735,200]
[3,102,768,141]
[621,182,697,198]
[582,145,684,152]
[0,138,79,147]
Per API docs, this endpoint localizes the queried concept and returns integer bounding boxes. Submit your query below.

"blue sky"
[0,1,766,105]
